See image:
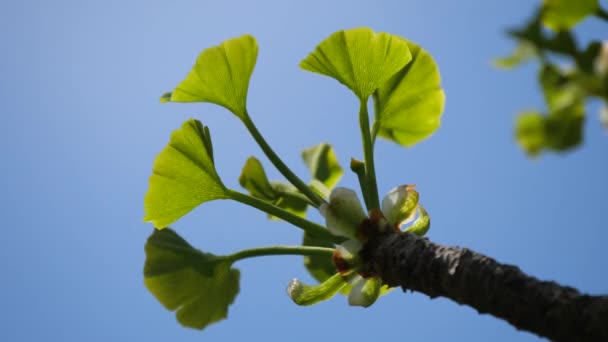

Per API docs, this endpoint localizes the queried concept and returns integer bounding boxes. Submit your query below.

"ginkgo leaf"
[542,0,598,31]
[161,35,258,119]
[238,157,310,219]
[144,229,240,330]
[144,119,229,228]
[301,28,411,100]
[404,206,431,237]
[270,181,309,219]
[372,39,445,147]
[301,143,343,190]
[287,272,351,306]
[238,157,278,200]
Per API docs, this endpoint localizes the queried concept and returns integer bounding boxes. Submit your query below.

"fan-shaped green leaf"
[301,28,411,100]
[161,35,258,119]
[144,119,228,228]
[542,0,598,31]
[301,143,343,190]
[372,39,445,147]
[144,229,240,330]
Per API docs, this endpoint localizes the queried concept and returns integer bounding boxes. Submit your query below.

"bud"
[320,187,366,239]
[348,276,382,308]
[381,185,419,227]
[404,206,431,237]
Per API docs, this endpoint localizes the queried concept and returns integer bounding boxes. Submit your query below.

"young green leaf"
[270,182,309,218]
[372,39,445,147]
[287,272,351,306]
[238,157,278,200]
[144,119,228,228]
[542,0,598,31]
[238,157,310,218]
[161,35,258,119]
[301,143,343,190]
[144,229,240,330]
[404,206,431,237]
[301,28,411,100]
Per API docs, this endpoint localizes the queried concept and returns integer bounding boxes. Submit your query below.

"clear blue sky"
[1,1,606,341]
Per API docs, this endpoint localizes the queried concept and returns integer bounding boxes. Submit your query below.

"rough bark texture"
[359,231,608,342]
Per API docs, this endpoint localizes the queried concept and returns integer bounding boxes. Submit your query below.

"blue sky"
[1,1,606,341]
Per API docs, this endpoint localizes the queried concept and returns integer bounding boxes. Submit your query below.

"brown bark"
[359,231,608,342]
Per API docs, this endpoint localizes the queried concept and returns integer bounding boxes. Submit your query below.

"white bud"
[348,277,382,308]
[321,187,366,239]
[381,185,419,227]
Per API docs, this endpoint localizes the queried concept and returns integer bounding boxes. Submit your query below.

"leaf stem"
[241,114,325,207]
[358,99,380,211]
[228,190,343,244]
[227,245,335,264]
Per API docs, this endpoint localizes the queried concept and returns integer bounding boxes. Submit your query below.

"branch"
[359,232,608,342]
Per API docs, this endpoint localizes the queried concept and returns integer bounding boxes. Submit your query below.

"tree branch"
[359,231,608,342]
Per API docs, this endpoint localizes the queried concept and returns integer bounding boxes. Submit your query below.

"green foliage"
[372,39,445,147]
[144,119,228,228]
[238,142,344,221]
[514,62,587,155]
[301,28,411,100]
[287,272,350,306]
[238,157,277,200]
[404,206,431,237]
[145,28,443,331]
[161,35,258,119]
[238,157,308,218]
[515,112,546,155]
[301,143,343,191]
[497,3,608,156]
[542,0,598,31]
[239,144,344,282]
[144,229,240,330]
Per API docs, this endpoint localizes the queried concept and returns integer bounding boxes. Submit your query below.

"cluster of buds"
[288,185,430,307]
